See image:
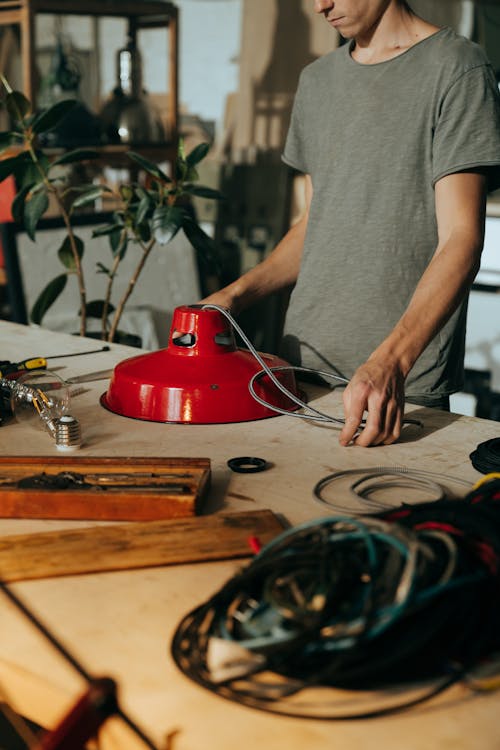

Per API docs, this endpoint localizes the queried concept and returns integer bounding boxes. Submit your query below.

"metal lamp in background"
[38,35,104,147]
[99,35,165,145]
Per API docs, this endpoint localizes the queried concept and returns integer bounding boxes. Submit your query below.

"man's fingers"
[339,365,405,447]
[355,399,403,446]
[352,401,386,446]
[382,400,403,444]
[340,388,367,446]
[339,414,364,446]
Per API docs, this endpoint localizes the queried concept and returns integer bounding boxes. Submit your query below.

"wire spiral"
[171,478,500,719]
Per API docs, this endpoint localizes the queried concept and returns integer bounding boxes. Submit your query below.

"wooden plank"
[0,510,285,582]
[0,456,211,520]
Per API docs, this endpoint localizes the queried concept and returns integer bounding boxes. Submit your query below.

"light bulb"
[10,370,70,436]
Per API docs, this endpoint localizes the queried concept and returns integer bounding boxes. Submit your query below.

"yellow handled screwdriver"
[0,357,47,378]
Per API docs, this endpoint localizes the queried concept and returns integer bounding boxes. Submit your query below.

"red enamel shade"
[101,305,301,423]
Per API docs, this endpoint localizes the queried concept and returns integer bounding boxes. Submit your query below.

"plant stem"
[55,197,88,336]
[101,227,128,340]
[108,236,156,343]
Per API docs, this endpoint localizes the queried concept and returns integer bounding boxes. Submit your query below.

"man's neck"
[351,3,440,65]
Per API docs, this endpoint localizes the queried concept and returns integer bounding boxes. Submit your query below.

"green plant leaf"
[185,165,199,182]
[33,150,50,170]
[110,229,128,260]
[11,183,33,224]
[120,184,134,202]
[51,148,100,167]
[137,221,152,243]
[177,138,186,161]
[30,274,67,325]
[92,223,121,238]
[23,113,39,128]
[152,205,184,245]
[17,161,41,190]
[96,262,111,276]
[175,158,188,183]
[57,234,84,270]
[0,130,23,151]
[127,152,171,183]
[183,217,221,273]
[70,186,105,210]
[24,189,49,240]
[134,186,150,201]
[31,100,77,134]
[183,184,223,200]
[6,91,31,121]
[186,142,209,167]
[11,150,50,190]
[135,194,152,225]
[85,299,115,319]
[0,152,27,182]
[29,181,47,196]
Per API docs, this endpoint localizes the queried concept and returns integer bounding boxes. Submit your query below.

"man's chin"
[337,29,351,40]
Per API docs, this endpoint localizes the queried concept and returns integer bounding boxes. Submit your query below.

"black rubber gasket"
[227,456,269,473]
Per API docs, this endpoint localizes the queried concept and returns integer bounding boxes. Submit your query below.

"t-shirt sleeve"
[432,63,500,192]
[282,70,310,174]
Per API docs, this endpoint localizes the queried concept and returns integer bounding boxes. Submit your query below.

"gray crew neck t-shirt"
[281,27,500,399]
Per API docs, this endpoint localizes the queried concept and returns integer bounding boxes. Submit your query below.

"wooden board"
[0,456,211,520]
[0,510,285,582]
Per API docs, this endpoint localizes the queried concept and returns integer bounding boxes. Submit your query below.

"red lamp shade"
[101,305,301,424]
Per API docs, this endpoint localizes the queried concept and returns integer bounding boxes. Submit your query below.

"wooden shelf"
[0,0,179,143]
[1,0,177,17]
[44,141,178,168]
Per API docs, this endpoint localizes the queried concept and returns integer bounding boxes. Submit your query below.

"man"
[202,0,500,446]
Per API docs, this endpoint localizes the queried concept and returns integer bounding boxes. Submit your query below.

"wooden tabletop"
[1,320,499,750]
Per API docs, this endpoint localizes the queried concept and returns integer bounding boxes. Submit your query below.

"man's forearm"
[212,212,307,314]
[371,172,486,377]
[340,230,482,447]
[372,227,482,376]
[200,174,312,314]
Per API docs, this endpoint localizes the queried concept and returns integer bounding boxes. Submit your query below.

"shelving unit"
[0,0,179,161]
[0,1,180,327]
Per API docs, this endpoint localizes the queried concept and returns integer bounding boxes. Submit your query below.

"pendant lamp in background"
[101,305,301,424]
[38,35,104,148]
[99,35,165,145]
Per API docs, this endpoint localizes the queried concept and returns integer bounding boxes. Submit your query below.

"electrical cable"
[201,304,423,430]
[313,466,472,514]
[171,489,500,720]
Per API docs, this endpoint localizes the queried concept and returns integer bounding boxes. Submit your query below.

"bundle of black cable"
[171,477,500,718]
[470,437,500,473]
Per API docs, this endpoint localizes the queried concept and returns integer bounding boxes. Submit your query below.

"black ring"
[227,456,269,473]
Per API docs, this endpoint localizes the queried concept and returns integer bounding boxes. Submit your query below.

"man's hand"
[199,289,239,315]
[339,359,405,447]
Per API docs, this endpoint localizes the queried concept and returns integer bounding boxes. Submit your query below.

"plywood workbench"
[0,320,499,750]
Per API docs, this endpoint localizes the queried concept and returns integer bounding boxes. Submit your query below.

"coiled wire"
[470,438,500,474]
[171,479,500,720]
[313,466,472,514]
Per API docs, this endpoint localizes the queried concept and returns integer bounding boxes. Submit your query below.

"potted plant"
[0,75,222,344]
